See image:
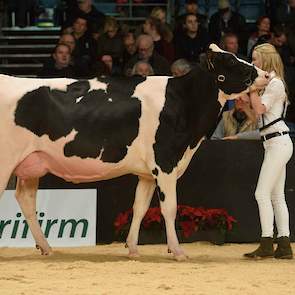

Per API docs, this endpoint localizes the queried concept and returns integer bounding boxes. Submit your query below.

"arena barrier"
[34,140,295,244]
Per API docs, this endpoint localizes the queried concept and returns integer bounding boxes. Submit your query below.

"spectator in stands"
[175,13,210,64]
[96,54,121,77]
[131,61,154,77]
[269,25,293,67]
[71,16,97,77]
[247,16,271,57]
[170,58,192,77]
[121,31,137,68]
[150,6,166,24]
[143,16,175,63]
[244,43,293,260]
[58,32,96,78]
[38,43,76,78]
[124,34,170,76]
[64,0,105,33]
[209,0,247,54]
[175,0,207,32]
[211,94,258,140]
[150,6,173,43]
[59,33,76,53]
[220,32,248,61]
[96,17,124,69]
[267,0,295,27]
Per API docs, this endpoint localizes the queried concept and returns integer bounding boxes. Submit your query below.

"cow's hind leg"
[126,177,155,257]
[15,177,52,255]
[157,172,187,261]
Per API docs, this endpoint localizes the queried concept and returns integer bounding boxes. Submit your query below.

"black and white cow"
[0,44,269,260]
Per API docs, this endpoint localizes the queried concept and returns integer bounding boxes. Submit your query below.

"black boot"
[274,236,293,259]
[244,237,274,259]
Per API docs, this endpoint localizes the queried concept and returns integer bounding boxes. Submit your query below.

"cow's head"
[207,44,270,98]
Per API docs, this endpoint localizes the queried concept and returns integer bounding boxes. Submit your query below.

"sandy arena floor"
[0,242,294,295]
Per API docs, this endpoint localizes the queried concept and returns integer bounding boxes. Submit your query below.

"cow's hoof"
[36,244,53,256]
[174,254,189,261]
[128,252,140,259]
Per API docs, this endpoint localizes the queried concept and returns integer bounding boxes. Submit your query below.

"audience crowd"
[3,0,295,137]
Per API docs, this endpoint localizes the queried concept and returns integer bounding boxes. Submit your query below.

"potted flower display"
[114,205,237,245]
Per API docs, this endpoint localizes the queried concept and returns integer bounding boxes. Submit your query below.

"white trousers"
[255,134,293,238]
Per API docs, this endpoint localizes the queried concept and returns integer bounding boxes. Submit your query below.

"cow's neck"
[180,66,221,147]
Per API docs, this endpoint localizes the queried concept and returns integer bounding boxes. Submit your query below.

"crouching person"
[211,93,258,140]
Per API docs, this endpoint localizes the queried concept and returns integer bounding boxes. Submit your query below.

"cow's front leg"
[15,177,52,255]
[126,177,155,258]
[157,172,187,261]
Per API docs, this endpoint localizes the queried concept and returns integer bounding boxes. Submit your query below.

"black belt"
[261,131,289,141]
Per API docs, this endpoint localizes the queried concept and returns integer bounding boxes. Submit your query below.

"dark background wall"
[39,140,295,244]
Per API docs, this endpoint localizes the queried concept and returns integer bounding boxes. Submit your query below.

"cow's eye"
[245,79,252,86]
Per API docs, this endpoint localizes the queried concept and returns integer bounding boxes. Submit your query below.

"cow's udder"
[14,152,49,180]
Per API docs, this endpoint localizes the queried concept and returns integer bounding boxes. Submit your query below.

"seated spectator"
[267,25,293,67]
[63,0,105,33]
[175,13,210,64]
[220,32,248,61]
[96,17,124,68]
[175,0,208,34]
[143,16,175,63]
[247,16,271,57]
[209,0,247,54]
[131,61,154,77]
[58,33,76,53]
[96,54,122,77]
[150,6,173,43]
[171,58,192,77]
[124,34,170,76]
[121,31,137,68]
[211,94,258,140]
[38,44,77,78]
[71,16,98,77]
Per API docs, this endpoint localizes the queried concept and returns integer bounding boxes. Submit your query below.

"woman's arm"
[249,91,266,116]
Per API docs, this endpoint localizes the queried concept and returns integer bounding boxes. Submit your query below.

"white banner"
[0,189,97,247]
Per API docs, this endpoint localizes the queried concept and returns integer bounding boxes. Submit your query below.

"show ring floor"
[0,242,294,295]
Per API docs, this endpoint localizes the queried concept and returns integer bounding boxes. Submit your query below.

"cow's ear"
[206,49,216,71]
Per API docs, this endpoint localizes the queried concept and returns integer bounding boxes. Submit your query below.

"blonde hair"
[253,43,284,81]
[150,7,166,21]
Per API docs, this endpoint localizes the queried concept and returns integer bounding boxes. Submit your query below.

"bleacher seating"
[0,26,60,77]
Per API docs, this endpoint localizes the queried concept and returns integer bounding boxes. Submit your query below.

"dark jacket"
[175,28,210,63]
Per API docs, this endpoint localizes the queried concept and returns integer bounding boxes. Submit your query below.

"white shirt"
[259,76,289,136]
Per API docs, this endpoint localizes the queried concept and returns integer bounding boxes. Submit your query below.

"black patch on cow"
[15,81,90,140]
[210,51,258,95]
[14,77,144,162]
[153,65,221,174]
[152,168,159,176]
[155,185,165,202]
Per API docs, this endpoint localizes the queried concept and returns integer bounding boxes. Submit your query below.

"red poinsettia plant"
[114,205,237,239]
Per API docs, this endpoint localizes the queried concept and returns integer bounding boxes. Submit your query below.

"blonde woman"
[245,43,293,259]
